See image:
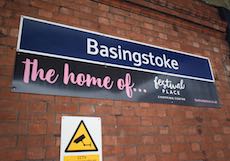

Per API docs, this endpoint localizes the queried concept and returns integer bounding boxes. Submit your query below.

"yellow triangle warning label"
[65,120,98,152]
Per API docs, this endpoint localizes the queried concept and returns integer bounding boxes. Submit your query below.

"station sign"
[12,16,220,107]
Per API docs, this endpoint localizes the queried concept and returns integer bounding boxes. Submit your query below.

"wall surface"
[0,0,230,161]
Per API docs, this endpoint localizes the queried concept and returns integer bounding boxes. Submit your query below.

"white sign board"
[60,116,102,161]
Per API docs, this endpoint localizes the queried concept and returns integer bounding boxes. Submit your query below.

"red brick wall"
[0,0,230,161]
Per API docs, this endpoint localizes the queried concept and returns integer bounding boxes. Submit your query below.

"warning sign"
[60,116,102,161]
[65,121,98,152]
[64,154,99,161]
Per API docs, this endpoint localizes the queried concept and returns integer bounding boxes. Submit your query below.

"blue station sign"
[18,16,214,82]
[13,16,219,107]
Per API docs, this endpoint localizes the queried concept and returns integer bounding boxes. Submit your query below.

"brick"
[18,135,44,147]
[0,100,26,112]
[95,105,113,115]
[117,136,142,145]
[152,117,172,126]
[60,7,73,15]
[13,0,30,5]
[46,147,59,160]
[157,21,166,28]
[103,136,117,146]
[55,113,62,123]
[142,136,155,145]
[157,109,167,117]
[172,143,190,152]
[0,37,17,46]
[98,3,109,12]
[0,0,5,7]
[55,136,60,146]
[0,122,27,135]
[211,119,220,127]
[124,146,137,155]
[157,136,176,144]
[213,47,220,53]
[31,0,58,12]
[39,9,53,18]
[75,10,98,22]
[110,7,129,17]
[141,117,153,126]
[79,104,95,114]
[143,22,154,30]
[9,28,18,37]
[120,155,139,161]
[122,106,136,116]
[28,122,47,135]
[185,111,194,119]
[117,116,140,126]
[98,17,110,25]
[80,6,92,14]
[114,101,137,108]
[0,46,9,54]
[223,127,230,134]
[159,33,168,40]
[0,46,13,55]
[114,15,125,22]
[0,53,15,65]
[191,143,201,152]
[12,90,51,106]
[0,148,25,161]
[216,150,225,158]
[178,152,187,160]
[110,21,131,30]
[122,126,157,136]
[104,156,118,161]
[0,136,17,149]
[0,26,7,36]
[28,101,47,113]
[102,145,112,155]
[0,9,12,17]
[55,96,72,103]
[0,71,13,84]
[137,145,160,154]
[47,123,60,135]
[101,116,116,125]
[80,19,96,28]
[167,41,181,50]
[135,107,157,117]
[19,112,54,123]
[161,144,171,153]
[48,103,78,113]
[44,135,56,146]
[167,108,185,117]
[185,135,202,142]
[27,147,45,160]
[214,135,222,142]
[192,42,200,48]
[157,153,178,161]
[103,126,118,135]
[0,111,17,121]
[145,154,157,161]
[103,145,124,156]
[5,1,38,15]
[159,126,169,134]
[175,135,185,143]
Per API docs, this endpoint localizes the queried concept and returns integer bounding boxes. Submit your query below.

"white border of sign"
[60,116,102,161]
[16,16,215,83]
